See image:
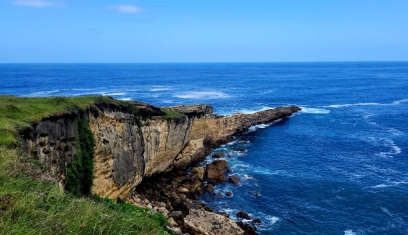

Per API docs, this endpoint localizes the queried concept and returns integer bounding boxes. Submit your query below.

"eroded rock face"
[26,115,78,179]
[184,209,244,235]
[88,111,145,199]
[26,103,299,200]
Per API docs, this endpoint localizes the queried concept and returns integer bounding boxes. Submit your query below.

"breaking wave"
[325,99,408,108]
[300,107,330,114]
[174,91,230,99]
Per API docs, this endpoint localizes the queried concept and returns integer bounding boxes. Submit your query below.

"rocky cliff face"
[25,102,299,200]
[26,114,79,180]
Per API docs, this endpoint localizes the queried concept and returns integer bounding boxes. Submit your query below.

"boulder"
[228,175,241,185]
[252,218,262,224]
[237,222,257,235]
[236,211,251,220]
[169,211,183,220]
[206,160,229,184]
[212,152,225,158]
[184,209,244,235]
[205,184,214,193]
[191,166,205,181]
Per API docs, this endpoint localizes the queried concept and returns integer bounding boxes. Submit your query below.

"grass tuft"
[161,108,185,119]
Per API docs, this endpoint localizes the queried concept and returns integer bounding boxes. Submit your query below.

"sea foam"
[326,99,408,108]
[344,229,356,235]
[174,91,230,99]
[300,107,330,114]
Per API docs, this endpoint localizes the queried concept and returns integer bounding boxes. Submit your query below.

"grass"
[0,95,112,148]
[0,95,171,235]
[161,108,185,119]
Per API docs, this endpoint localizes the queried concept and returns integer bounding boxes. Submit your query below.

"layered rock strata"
[25,102,299,200]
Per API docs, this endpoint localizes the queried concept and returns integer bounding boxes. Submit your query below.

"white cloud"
[109,4,141,14]
[13,0,55,7]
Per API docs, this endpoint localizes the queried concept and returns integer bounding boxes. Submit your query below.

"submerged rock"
[205,184,214,193]
[212,152,225,158]
[236,211,251,220]
[228,175,241,185]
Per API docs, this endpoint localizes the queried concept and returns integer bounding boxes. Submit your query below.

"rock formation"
[26,102,299,200]
[24,100,300,234]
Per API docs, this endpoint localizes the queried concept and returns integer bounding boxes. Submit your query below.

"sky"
[0,0,407,63]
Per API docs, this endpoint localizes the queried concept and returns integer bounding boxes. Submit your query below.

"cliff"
[25,101,300,200]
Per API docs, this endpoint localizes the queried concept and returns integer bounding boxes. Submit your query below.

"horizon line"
[1,60,408,64]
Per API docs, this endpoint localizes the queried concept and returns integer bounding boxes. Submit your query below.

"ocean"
[1,62,407,234]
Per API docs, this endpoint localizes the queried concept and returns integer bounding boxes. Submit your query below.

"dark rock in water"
[206,160,229,184]
[252,218,262,224]
[236,211,251,220]
[228,175,241,185]
[205,184,214,193]
[226,191,233,197]
[253,192,261,197]
[237,221,258,235]
[212,152,225,158]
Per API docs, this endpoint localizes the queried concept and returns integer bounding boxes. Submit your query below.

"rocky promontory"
[24,99,300,234]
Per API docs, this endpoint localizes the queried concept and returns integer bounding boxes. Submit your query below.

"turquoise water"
[1,62,407,234]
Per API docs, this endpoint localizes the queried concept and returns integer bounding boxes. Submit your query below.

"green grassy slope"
[0,96,170,235]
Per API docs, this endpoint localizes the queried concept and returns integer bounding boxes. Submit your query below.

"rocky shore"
[128,160,259,234]
[24,99,300,234]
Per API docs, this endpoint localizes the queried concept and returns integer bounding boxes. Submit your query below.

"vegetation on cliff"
[0,95,171,234]
[65,116,95,196]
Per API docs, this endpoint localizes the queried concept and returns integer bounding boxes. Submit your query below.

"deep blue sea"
[1,62,408,234]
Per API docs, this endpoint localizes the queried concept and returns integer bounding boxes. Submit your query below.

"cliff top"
[0,95,175,235]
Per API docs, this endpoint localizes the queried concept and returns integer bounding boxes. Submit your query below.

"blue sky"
[1,0,407,62]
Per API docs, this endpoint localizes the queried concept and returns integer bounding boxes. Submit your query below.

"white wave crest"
[372,180,408,188]
[376,140,401,158]
[326,99,408,108]
[119,97,132,101]
[236,106,274,114]
[300,107,330,114]
[247,123,271,133]
[388,128,404,136]
[27,90,61,97]
[150,87,173,92]
[344,229,356,235]
[174,91,230,99]
[243,174,255,180]
[162,100,174,103]
[103,92,127,96]
[364,137,402,158]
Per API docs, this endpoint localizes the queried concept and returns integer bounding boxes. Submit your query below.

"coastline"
[2,95,299,234]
